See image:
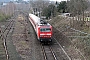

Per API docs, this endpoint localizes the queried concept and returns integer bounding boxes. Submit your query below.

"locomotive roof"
[29,13,40,24]
[38,19,51,26]
[29,13,51,26]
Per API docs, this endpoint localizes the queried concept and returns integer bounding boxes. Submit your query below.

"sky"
[50,0,67,2]
[22,0,67,2]
[12,0,67,2]
[0,0,67,2]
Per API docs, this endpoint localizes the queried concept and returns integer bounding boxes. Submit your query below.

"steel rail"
[53,37,72,60]
[1,20,15,60]
[41,43,58,60]
[49,46,58,60]
[2,20,13,33]
[41,44,48,60]
[55,27,87,60]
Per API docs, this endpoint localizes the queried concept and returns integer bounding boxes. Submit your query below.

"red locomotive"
[29,14,52,42]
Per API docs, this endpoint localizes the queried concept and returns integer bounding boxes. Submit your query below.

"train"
[29,13,52,42]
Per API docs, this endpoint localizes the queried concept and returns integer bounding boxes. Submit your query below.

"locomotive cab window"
[40,28,51,32]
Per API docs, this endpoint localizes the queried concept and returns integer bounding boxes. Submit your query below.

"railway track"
[53,37,71,60]
[0,19,15,60]
[40,37,71,60]
[41,43,58,60]
[54,27,87,60]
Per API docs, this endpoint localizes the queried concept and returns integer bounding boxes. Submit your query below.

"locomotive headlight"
[40,35,43,37]
[49,34,51,37]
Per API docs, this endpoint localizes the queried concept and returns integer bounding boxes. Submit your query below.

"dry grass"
[0,38,6,60]
[50,16,90,60]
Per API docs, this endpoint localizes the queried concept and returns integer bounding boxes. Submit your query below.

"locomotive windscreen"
[40,28,51,32]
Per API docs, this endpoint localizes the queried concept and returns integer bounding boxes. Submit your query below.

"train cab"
[37,21,52,42]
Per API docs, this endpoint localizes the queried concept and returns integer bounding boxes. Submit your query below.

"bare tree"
[1,2,16,16]
[30,0,50,17]
[67,0,88,19]
[67,0,88,28]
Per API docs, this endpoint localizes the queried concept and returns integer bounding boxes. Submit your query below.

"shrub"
[0,13,11,22]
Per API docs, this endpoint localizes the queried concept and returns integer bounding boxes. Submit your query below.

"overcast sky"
[12,0,67,2]
[50,0,67,2]
[23,0,67,2]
